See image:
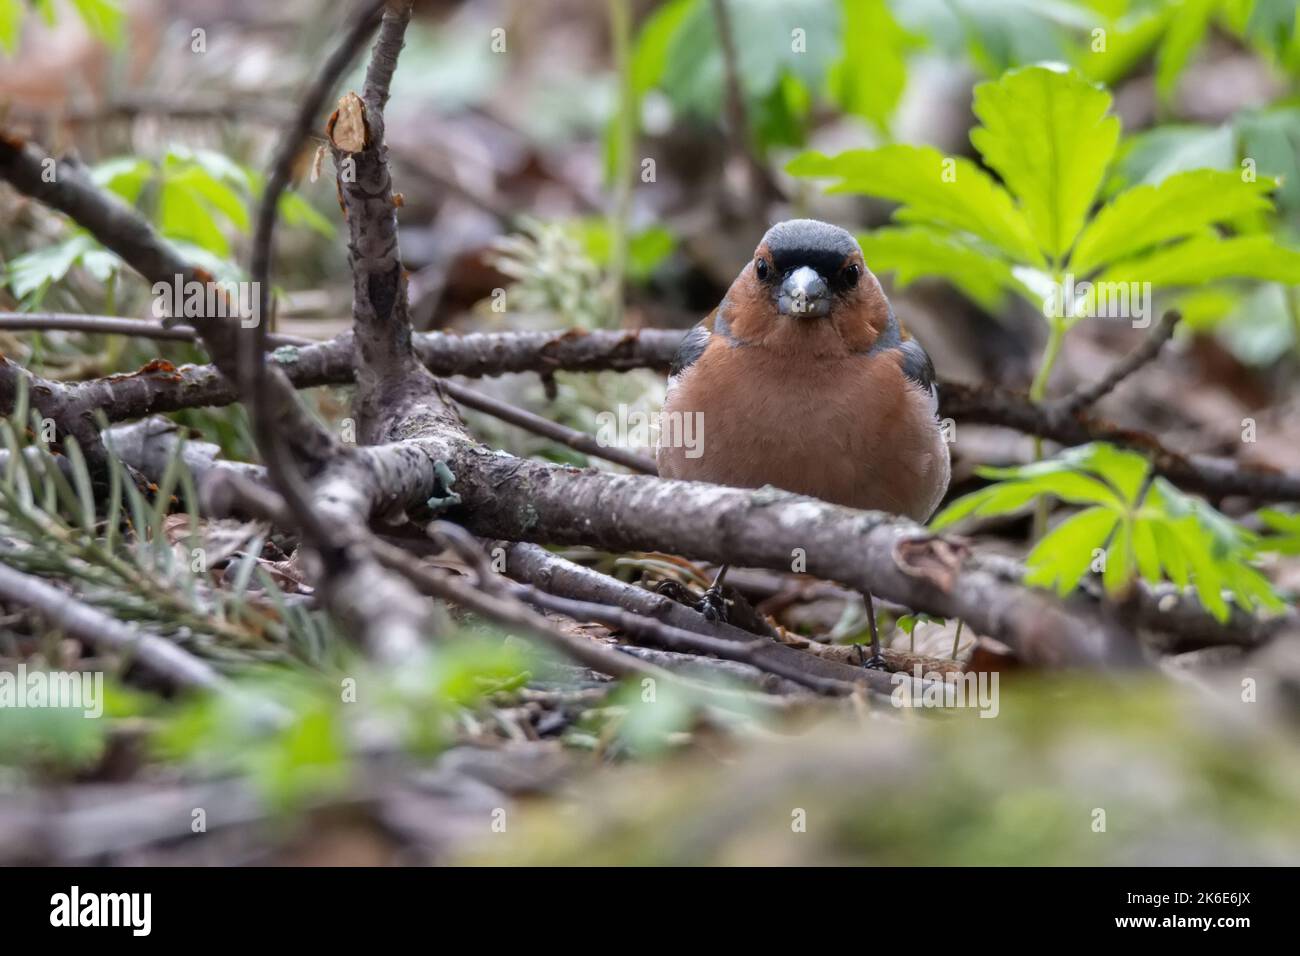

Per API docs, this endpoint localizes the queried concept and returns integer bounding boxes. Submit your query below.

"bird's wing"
[666,311,716,393]
[898,338,940,418]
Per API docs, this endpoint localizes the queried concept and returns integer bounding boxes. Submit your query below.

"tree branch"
[709,0,784,204]
[495,539,899,694]
[244,0,390,555]
[96,416,1291,656]
[7,311,1293,502]
[0,134,331,467]
[0,563,228,694]
[1050,310,1182,417]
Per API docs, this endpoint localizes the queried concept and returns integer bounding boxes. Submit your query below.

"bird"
[656,218,951,666]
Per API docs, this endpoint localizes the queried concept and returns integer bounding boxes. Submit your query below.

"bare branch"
[0,134,332,466]
[0,563,229,694]
[497,541,889,689]
[345,426,1145,668]
[1050,310,1183,417]
[709,0,784,204]
[244,0,390,554]
[102,419,1292,655]
[8,311,1293,502]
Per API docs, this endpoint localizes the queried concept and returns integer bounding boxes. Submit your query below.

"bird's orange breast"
[657,342,950,522]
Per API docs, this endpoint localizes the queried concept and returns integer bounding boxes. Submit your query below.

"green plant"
[788,63,1300,404]
[629,0,916,147]
[154,637,531,807]
[931,442,1286,621]
[0,387,339,667]
[4,146,332,307]
[488,217,674,328]
[0,0,124,55]
[1256,508,1300,555]
[1081,0,1300,103]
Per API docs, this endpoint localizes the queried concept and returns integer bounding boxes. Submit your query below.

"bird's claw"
[698,586,728,624]
[856,644,888,671]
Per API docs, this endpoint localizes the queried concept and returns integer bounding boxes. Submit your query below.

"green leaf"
[91,156,154,204]
[1244,0,1300,68]
[572,220,676,283]
[167,145,252,190]
[166,164,250,232]
[1234,108,1300,217]
[1079,8,1168,87]
[987,469,1126,508]
[788,145,1040,264]
[1096,234,1300,289]
[929,481,1046,530]
[1024,505,1118,595]
[631,0,694,94]
[1070,170,1277,275]
[1131,519,1162,584]
[0,0,23,55]
[970,65,1120,260]
[278,191,334,238]
[1167,516,1229,622]
[1150,519,1189,589]
[829,0,918,134]
[1154,0,1214,103]
[1225,562,1288,615]
[976,443,1145,503]
[1067,442,1149,504]
[896,0,1093,77]
[1257,508,1300,555]
[159,179,230,257]
[1106,123,1237,195]
[856,227,1017,310]
[658,0,839,137]
[4,233,121,300]
[70,0,124,46]
[930,468,1121,531]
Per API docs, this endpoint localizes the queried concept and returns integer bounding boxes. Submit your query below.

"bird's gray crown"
[760,219,861,277]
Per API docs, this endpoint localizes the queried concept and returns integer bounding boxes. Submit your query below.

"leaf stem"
[606,0,634,329]
[1029,311,1067,540]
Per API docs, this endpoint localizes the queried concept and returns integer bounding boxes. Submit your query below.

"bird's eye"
[755,258,769,281]
[843,263,861,287]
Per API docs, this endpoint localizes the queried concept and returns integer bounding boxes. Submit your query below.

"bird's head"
[725,219,892,354]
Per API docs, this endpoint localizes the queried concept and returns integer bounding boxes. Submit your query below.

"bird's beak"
[777,266,831,318]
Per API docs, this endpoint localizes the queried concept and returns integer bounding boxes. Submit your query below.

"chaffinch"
[656,219,951,664]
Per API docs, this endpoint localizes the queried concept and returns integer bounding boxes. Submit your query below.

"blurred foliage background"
[0,0,1298,865]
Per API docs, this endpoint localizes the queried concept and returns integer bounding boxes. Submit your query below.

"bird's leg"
[860,590,887,670]
[697,564,730,624]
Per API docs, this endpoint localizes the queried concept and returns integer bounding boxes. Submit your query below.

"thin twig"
[494,539,894,688]
[0,563,228,693]
[423,522,869,697]
[0,135,333,468]
[110,426,1297,656]
[0,314,657,473]
[1050,310,1183,417]
[245,0,389,559]
[440,381,656,473]
[366,536,807,713]
[9,312,1294,502]
[709,0,784,204]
